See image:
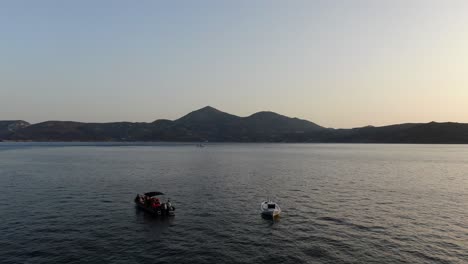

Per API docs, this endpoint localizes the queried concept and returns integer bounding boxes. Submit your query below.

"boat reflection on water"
[135,207,175,234]
[261,213,280,221]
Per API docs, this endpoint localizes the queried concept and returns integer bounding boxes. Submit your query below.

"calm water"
[1,143,467,263]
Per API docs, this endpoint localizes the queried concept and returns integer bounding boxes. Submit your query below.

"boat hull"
[261,210,281,217]
[261,202,281,218]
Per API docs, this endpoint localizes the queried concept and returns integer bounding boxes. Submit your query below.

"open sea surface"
[0,143,467,263]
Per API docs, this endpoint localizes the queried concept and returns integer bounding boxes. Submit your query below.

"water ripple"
[1,143,468,263]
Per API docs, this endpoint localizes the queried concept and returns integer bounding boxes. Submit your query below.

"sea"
[0,143,467,263]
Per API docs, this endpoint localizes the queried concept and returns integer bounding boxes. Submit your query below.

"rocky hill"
[2,107,468,143]
[0,120,30,140]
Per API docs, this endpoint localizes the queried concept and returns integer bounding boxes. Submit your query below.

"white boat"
[260,200,281,217]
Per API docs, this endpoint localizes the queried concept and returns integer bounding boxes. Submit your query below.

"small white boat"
[261,200,281,217]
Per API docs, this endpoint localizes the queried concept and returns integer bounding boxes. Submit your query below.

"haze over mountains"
[1,106,468,143]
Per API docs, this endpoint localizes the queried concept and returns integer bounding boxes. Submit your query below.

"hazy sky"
[1,1,468,128]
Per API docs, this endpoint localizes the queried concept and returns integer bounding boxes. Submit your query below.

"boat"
[134,191,175,216]
[260,200,281,218]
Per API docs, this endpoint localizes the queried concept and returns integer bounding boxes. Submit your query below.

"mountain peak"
[245,111,323,131]
[176,106,239,124]
[196,106,221,113]
[248,111,285,118]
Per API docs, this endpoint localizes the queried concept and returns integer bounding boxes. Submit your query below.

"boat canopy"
[144,191,164,197]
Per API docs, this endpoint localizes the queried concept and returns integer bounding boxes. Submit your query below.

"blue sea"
[1,143,467,263]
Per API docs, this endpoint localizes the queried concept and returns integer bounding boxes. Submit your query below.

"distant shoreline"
[1,140,468,145]
[2,106,468,144]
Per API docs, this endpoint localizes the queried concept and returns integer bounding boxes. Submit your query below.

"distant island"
[1,106,468,143]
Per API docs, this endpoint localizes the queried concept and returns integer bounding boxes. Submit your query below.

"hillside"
[0,120,30,140]
[2,107,468,143]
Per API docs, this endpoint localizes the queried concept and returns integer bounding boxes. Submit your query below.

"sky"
[1,0,468,128]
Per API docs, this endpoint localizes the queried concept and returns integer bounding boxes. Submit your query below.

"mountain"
[0,120,30,140]
[176,106,240,125]
[8,121,154,141]
[143,106,326,142]
[2,107,468,143]
[311,122,468,143]
[315,123,422,143]
[245,111,321,134]
[391,122,468,143]
[169,106,242,141]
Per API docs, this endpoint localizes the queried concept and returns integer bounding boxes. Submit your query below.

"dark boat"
[134,191,175,216]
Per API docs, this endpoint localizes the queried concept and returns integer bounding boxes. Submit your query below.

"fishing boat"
[260,200,281,218]
[134,191,175,216]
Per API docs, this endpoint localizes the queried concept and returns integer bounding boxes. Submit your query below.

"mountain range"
[1,106,468,143]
